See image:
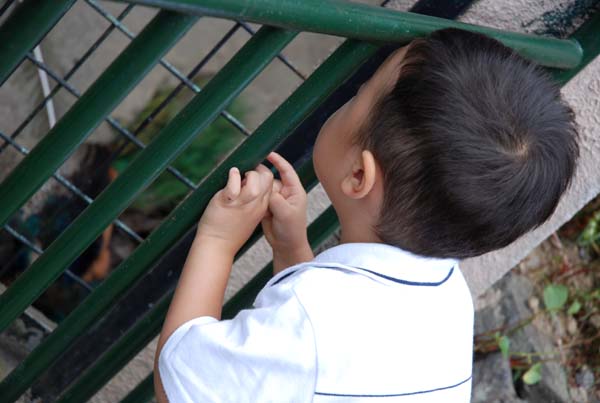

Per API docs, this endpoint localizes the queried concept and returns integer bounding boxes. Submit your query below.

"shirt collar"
[312,242,459,285]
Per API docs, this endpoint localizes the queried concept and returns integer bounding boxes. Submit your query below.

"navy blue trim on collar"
[270,264,455,287]
[311,243,459,285]
[271,270,298,286]
[315,375,472,398]
[350,265,455,286]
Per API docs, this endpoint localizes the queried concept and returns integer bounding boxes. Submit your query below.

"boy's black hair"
[354,28,579,259]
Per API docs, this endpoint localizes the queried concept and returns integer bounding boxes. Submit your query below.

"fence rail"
[116,0,583,68]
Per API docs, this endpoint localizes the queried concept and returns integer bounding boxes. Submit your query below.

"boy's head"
[312,27,579,259]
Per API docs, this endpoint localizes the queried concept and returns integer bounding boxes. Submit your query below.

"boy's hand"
[261,152,313,273]
[196,164,273,255]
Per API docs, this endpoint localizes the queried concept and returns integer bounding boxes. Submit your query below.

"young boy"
[154,28,579,402]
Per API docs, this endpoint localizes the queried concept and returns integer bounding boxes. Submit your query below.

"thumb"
[222,167,241,202]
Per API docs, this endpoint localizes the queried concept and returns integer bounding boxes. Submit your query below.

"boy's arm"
[154,237,234,403]
[154,165,273,403]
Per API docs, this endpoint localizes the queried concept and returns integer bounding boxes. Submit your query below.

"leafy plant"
[567,299,582,315]
[543,284,569,311]
[495,332,510,359]
[577,210,600,254]
[522,362,542,385]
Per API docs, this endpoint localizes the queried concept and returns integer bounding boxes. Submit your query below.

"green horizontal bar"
[0,10,197,229]
[552,11,600,84]
[0,33,376,401]
[59,205,339,403]
[115,0,583,69]
[0,26,298,402]
[0,0,76,85]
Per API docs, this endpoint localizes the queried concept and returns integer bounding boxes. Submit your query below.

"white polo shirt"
[158,242,474,402]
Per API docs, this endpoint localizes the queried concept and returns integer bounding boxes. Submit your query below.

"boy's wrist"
[193,233,238,258]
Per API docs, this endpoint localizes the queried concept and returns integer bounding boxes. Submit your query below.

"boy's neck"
[339,222,382,245]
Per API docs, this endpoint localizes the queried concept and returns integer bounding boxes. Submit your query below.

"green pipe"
[0,10,197,228]
[114,0,583,70]
[58,206,339,403]
[0,0,76,85]
[552,11,600,84]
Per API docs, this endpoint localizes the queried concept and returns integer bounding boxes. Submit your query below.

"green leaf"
[577,211,600,246]
[567,300,582,315]
[498,335,510,359]
[523,363,542,385]
[543,284,569,311]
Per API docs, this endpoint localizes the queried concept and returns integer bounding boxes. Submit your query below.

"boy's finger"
[223,167,241,201]
[240,170,261,202]
[255,163,272,177]
[272,179,283,194]
[255,163,274,192]
[266,152,302,190]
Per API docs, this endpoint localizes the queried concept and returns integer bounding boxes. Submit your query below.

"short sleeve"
[158,280,317,403]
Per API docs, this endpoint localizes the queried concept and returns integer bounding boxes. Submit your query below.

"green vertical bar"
[58,206,339,403]
[0,0,76,85]
[0,10,197,228]
[115,0,583,69]
[0,36,377,402]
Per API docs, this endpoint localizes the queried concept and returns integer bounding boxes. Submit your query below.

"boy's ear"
[341,149,377,199]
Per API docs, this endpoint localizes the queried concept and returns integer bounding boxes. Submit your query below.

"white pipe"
[33,45,57,129]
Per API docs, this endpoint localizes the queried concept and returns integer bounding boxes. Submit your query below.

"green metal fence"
[0,0,598,401]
